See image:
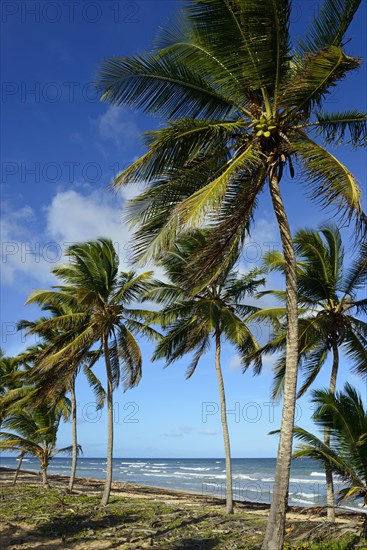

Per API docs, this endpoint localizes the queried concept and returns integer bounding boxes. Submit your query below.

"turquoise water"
[1,456,364,512]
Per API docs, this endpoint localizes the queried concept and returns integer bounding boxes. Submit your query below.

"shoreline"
[0,466,364,522]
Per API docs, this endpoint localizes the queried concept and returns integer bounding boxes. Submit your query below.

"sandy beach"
[1,467,365,549]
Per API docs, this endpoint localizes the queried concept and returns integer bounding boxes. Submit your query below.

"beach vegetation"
[96,0,367,546]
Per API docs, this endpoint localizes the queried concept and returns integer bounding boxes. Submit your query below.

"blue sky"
[1,0,366,458]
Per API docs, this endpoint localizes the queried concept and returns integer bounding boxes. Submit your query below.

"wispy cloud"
[90,106,141,155]
[198,429,217,436]
[164,426,195,438]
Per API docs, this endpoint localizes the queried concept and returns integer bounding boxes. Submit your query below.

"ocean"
[1,456,364,512]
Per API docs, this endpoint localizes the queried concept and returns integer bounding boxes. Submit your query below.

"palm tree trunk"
[12,451,25,486]
[68,374,78,493]
[262,171,299,550]
[214,329,233,514]
[101,334,114,507]
[41,461,50,489]
[324,336,339,522]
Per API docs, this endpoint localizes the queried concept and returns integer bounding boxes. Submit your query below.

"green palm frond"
[293,134,365,234]
[343,326,367,381]
[83,365,106,410]
[342,241,367,296]
[184,0,291,95]
[297,342,330,398]
[113,119,245,187]
[281,46,360,116]
[97,50,238,120]
[299,0,363,54]
[311,110,367,146]
[56,444,82,456]
[174,142,262,229]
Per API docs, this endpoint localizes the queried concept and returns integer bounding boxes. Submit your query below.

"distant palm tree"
[245,225,367,520]
[97,1,367,546]
[26,239,158,505]
[147,232,263,513]
[18,308,106,493]
[0,349,31,485]
[0,349,24,426]
[292,383,367,538]
[0,401,73,488]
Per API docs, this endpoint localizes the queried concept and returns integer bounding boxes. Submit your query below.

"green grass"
[0,485,365,549]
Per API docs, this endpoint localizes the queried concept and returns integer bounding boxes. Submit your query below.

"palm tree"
[18,312,106,493]
[292,383,367,538]
[0,350,35,485]
[97,2,367,546]
[146,232,264,513]
[0,400,73,488]
[0,350,23,421]
[246,224,367,520]
[25,238,158,505]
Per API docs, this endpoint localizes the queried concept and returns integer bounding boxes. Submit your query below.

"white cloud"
[1,203,47,285]
[1,188,164,288]
[45,189,127,248]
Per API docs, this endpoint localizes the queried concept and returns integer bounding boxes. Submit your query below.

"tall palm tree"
[97,2,367,546]
[0,400,73,488]
[246,225,367,520]
[292,383,367,538]
[25,238,158,505]
[146,232,264,513]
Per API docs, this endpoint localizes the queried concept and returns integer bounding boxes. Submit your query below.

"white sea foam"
[293,492,316,499]
[178,467,209,471]
[290,478,326,484]
[310,472,325,477]
[291,498,315,505]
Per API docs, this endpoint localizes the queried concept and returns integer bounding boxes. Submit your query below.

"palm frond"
[293,133,366,236]
[299,0,362,54]
[281,46,360,116]
[97,50,238,120]
[311,110,367,147]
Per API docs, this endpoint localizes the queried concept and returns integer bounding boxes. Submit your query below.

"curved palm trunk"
[101,334,114,506]
[214,329,233,514]
[324,336,339,522]
[262,172,299,550]
[68,374,78,493]
[12,451,25,486]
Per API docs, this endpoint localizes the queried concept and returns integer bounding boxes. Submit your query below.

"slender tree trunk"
[101,334,114,507]
[12,452,25,486]
[42,463,50,489]
[214,329,233,514]
[68,374,78,493]
[262,172,299,550]
[324,335,339,522]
